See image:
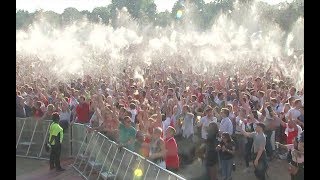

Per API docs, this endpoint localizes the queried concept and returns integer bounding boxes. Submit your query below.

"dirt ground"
[176,156,291,180]
[16,155,290,180]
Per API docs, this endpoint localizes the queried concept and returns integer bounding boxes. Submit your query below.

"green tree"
[61,7,82,24]
[16,10,34,29]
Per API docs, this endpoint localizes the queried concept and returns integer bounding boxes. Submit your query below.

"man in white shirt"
[198,106,217,140]
[219,108,233,135]
[234,108,246,156]
[180,105,194,139]
[287,99,302,120]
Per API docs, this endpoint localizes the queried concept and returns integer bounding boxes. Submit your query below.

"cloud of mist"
[16,1,304,89]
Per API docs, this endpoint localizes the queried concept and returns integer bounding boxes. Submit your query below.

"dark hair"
[52,112,60,122]
[221,132,233,143]
[221,108,230,117]
[208,122,219,136]
[256,122,265,131]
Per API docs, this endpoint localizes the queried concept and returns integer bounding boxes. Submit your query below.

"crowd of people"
[16,55,304,180]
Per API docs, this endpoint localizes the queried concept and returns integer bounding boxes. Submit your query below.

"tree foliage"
[16,0,303,32]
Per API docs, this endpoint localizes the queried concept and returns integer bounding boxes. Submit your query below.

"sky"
[16,0,293,14]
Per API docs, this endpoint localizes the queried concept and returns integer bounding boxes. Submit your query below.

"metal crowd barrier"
[71,123,186,180]
[16,118,71,160]
[16,118,186,180]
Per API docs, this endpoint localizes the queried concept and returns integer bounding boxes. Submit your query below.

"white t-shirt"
[181,113,194,138]
[129,109,138,123]
[288,108,301,120]
[235,116,245,134]
[219,117,233,135]
[200,116,217,139]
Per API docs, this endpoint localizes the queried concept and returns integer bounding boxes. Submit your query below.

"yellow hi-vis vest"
[49,122,63,145]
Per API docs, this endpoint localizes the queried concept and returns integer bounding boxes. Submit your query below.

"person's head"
[123,116,132,128]
[52,112,60,123]
[221,132,232,144]
[258,91,265,98]
[47,104,55,113]
[294,99,302,109]
[287,120,296,128]
[136,131,145,142]
[129,103,136,110]
[191,95,197,102]
[167,88,174,96]
[79,95,86,104]
[226,104,233,113]
[220,108,229,118]
[166,126,176,138]
[35,101,42,109]
[206,106,213,117]
[182,105,190,114]
[289,86,296,96]
[288,96,295,107]
[152,127,163,139]
[283,103,291,113]
[255,122,265,133]
[255,77,261,84]
[270,90,277,98]
[270,98,277,107]
[218,92,224,100]
[208,122,219,136]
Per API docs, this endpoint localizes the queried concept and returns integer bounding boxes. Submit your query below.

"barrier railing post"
[97,144,113,180]
[106,146,119,176]
[155,169,160,180]
[143,164,150,180]
[38,122,50,158]
[82,133,100,175]
[72,125,89,167]
[16,118,26,149]
[123,154,134,179]
[26,121,38,156]
[88,137,105,178]
[76,127,94,169]
[115,150,126,178]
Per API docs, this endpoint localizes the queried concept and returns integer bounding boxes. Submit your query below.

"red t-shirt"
[286,126,298,144]
[76,103,90,124]
[165,137,179,169]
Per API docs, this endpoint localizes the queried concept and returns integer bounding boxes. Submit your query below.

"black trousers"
[244,138,253,167]
[253,151,268,180]
[50,144,62,169]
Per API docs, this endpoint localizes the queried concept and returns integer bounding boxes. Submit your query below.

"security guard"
[49,112,65,171]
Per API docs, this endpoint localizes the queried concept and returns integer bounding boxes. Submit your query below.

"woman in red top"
[165,126,179,172]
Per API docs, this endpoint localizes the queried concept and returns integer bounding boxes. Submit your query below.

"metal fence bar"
[82,133,100,175]
[26,121,38,156]
[143,164,150,180]
[155,169,160,180]
[16,121,187,180]
[16,118,26,149]
[107,145,119,175]
[123,154,134,180]
[72,125,89,166]
[97,144,113,180]
[38,122,51,157]
[115,150,126,178]
[16,155,49,161]
[88,137,105,178]
[77,130,95,169]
